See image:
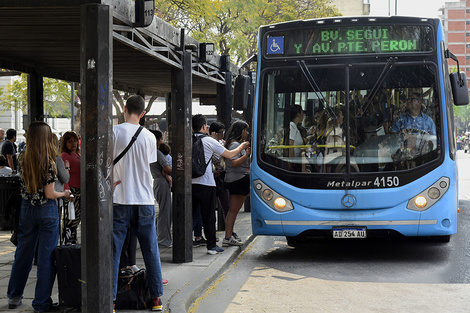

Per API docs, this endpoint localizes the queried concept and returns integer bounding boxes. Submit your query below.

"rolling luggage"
[55,244,82,308]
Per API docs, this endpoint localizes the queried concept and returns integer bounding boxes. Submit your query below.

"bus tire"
[431,235,451,243]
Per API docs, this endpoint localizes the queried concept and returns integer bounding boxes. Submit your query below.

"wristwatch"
[65,167,71,170]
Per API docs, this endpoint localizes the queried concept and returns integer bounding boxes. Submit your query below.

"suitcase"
[55,244,82,308]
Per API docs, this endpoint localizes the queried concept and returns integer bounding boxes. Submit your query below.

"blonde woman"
[7,121,71,312]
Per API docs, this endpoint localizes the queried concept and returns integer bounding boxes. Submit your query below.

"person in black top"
[1,128,18,173]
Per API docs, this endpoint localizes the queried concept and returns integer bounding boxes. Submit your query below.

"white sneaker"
[222,236,243,247]
[207,245,224,255]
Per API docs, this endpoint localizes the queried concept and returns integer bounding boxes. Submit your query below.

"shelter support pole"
[27,72,44,124]
[217,56,232,128]
[170,50,193,263]
[80,4,114,312]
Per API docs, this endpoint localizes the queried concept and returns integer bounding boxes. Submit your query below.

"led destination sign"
[265,25,433,57]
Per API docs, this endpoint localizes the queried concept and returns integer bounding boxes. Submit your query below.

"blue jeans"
[113,204,163,300]
[7,199,59,312]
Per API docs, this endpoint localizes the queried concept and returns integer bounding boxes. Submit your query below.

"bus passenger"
[289,105,305,158]
[391,92,436,135]
[325,107,345,155]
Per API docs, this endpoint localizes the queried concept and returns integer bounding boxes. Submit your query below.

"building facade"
[331,0,370,16]
[440,0,470,88]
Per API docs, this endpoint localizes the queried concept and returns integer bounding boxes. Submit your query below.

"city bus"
[240,16,469,245]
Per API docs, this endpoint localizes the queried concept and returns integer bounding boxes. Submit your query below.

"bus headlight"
[253,179,294,212]
[428,187,440,199]
[274,197,287,210]
[407,177,449,211]
[414,196,427,208]
[262,189,273,201]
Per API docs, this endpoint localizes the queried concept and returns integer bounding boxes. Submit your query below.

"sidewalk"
[0,211,254,313]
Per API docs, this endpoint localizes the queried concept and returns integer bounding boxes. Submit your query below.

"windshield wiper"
[356,57,397,118]
[297,60,337,121]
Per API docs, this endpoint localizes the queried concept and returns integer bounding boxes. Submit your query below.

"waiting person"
[1,128,18,173]
[60,131,81,244]
[0,154,12,176]
[391,92,436,135]
[7,121,71,312]
[112,95,164,311]
[150,130,173,248]
[192,114,249,255]
[209,122,230,222]
[159,142,172,165]
[0,128,5,152]
[52,134,70,245]
[223,120,251,246]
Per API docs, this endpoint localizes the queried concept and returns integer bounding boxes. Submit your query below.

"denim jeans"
[113,204,163,300]
[7,199,59,312]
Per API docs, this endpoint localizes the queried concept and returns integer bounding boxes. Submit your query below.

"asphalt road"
[192,151,470,313]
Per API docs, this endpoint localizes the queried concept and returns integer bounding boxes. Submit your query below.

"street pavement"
[0,210,254,312]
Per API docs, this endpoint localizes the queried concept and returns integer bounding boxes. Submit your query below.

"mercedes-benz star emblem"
[341,194,356,208]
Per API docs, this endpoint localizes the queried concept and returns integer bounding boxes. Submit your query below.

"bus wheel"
[431,235,451,242]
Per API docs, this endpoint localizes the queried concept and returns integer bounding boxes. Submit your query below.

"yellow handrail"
[268,144,356,149]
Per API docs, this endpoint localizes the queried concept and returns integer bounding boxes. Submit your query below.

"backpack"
[192,133,211,178]
[115,268,151,310]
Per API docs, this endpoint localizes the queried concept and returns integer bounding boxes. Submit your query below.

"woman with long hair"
[7,121,71,312]
[222,120,251,246]
[60,131,81,244]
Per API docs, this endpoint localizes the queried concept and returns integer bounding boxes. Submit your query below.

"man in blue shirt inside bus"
[391,92,436,135]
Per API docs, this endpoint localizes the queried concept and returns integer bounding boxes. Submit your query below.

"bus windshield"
[259,62,441,173]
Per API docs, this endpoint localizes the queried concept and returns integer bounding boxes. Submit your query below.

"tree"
[454,101,470,132]
[155,0,341,66]
[0,73,73,118]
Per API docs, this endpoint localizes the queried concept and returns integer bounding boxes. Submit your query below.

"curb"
[166,234,256,313]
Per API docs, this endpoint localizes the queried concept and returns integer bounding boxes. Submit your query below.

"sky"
[369,0,460,18]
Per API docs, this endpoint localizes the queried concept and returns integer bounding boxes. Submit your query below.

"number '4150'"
[374,176,399,187]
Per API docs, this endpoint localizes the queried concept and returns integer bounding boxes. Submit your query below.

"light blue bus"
[239,16,468,245]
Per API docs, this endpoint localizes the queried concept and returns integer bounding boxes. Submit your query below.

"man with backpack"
[192,114,250,255]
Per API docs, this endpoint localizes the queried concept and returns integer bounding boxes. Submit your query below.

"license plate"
[332,227,367,238]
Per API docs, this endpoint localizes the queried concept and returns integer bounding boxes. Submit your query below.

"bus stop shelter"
[0,1,237,311]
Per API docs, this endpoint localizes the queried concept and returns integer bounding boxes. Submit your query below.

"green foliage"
[0,73,73,118]
[454,101,470,132]
[155,0,340,65]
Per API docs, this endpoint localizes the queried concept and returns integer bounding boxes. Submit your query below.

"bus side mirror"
[233,75,250,110]
[450,72,469,106]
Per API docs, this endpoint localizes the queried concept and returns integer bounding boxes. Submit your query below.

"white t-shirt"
[192,135,226,187]
[113,123,157,205]
[289,121,304,157]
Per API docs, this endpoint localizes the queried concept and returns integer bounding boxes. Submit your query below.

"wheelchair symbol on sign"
[267,37,284,54]
[270,39,280,52]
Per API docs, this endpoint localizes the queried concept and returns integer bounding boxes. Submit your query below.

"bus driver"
[391,92,436,135]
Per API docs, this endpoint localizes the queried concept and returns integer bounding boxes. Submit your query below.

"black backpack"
[115,268,151,310]
[192,133,211,178]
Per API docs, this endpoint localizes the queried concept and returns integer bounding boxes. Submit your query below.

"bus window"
[259,63,441,173]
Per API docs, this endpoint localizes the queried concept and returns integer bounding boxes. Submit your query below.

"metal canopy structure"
[0,0,235,96]
[0,1,238,312]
